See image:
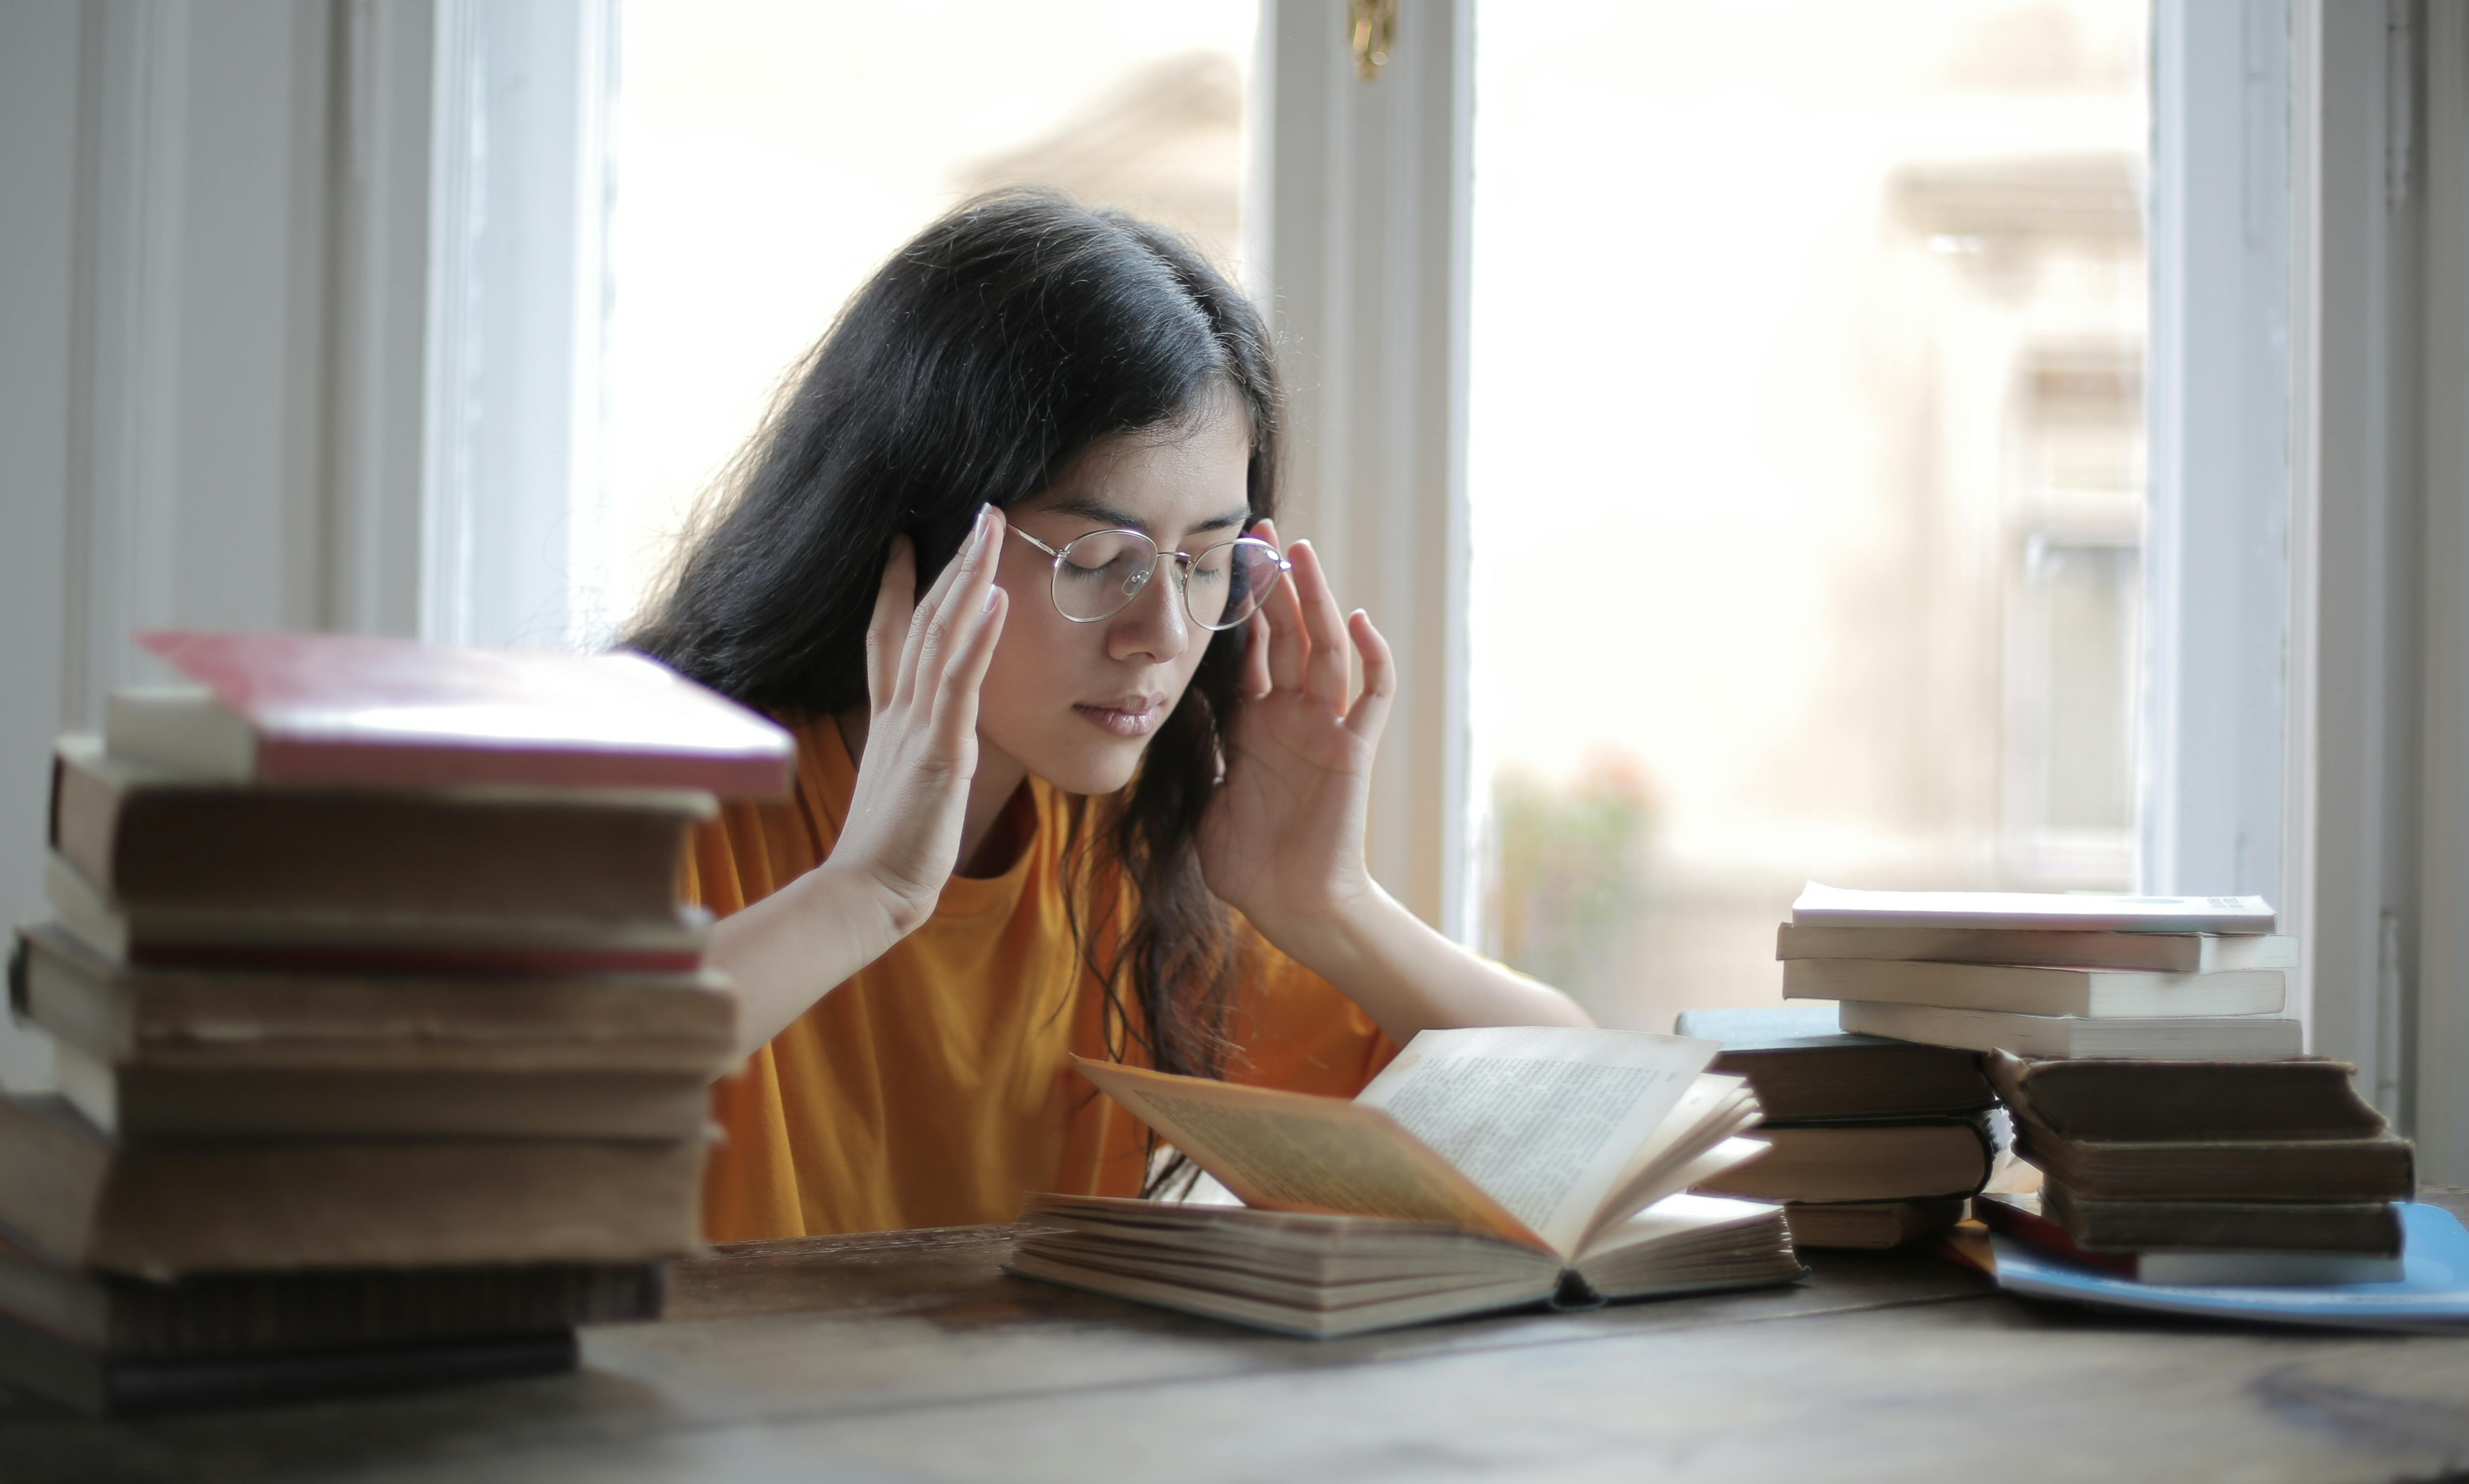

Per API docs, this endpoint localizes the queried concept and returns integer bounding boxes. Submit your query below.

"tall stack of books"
[1672,1005,1996,1249]
[1779,883,2302,1060]
[1974,1051,2416,1284]
[0,632,790,1414]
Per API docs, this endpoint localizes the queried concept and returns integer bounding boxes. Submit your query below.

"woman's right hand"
[823,506,1010,936]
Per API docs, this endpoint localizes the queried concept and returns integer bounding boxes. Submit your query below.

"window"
[589,0,1261,645]
[1466,0,2152,1028]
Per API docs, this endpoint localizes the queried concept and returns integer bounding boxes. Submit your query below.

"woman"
[630,191,1588,1241]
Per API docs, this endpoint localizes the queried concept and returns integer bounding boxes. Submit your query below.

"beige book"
[13,921,737,1076]
[47,1036,713,1141]
[0,1093,704,1275]
[1008,1027,1804,1337]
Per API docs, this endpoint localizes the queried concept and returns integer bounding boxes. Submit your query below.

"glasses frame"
[1006,526,1291,632]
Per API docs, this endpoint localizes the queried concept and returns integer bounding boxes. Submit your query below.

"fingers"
[1288,540,1353,716]
[1343,609,1395,741]
[893,506,1004,712]
[1252,520,1310,693]
[867,537,917,714]
[1240,609,1273,699]
[930,585,1007,748]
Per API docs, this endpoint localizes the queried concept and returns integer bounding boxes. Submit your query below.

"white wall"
[0,0,432,1089]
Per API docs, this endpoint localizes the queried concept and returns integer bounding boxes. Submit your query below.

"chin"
[1019,737,1149,797]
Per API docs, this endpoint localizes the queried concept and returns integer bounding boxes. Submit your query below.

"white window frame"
[418,0,2469,1186]
[1257,0,1475,938]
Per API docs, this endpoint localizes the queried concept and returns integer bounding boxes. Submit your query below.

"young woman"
[630,191,1589,1241]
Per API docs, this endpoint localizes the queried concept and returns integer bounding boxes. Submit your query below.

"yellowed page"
[1069,1058,1548,1251]
[1354,1027,1718,1256]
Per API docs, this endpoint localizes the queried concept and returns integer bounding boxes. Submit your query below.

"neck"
[833,707,1032,878]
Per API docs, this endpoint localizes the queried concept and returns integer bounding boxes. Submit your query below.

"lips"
[1072,696,1166,739]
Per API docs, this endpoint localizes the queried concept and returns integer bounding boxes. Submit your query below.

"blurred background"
[600,0,2147,1033]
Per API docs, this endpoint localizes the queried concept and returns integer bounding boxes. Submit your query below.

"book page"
[1353,1028,1717,1257]
[1068,1059,1546,1250]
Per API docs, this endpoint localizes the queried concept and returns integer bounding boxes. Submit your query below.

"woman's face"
[978,397,1255,796]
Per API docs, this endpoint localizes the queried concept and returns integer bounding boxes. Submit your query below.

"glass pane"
[591,1,1260,641]
[1468,0,2150,1027]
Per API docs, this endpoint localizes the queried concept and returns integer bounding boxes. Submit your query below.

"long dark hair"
[628,190,1281,1128]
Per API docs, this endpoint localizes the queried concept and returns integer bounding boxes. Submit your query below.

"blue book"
[1989,1201,2469,1331]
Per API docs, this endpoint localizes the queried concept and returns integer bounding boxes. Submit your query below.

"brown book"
[2036,1177,2404,1256]
[1781,1198,1967,1250]
[45,852,709,974]
[13,922,737,1075]
[0,1314,576,1417]
[0,1094,705,1275]
[1776,922,2298,973]
[2011,1122,2415,1203]
[48,1038,712,1140]
[52,737,711,922]
[1985,1049,2389,1141]
[1672,1005,1993,1120]
[0,1226,662,1358]
[1694,1117,1994,1204]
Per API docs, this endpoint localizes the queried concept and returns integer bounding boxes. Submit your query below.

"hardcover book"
[1782,958,2285,1019]
[51,736,712,923]
[0,1094,706,1275]
[1836,1000,2303,1059]
[1775,922,2297,974]
[12,922,737,1077]
[1791,882,2275,935]
[1672,1004,1992,1122]
[112,631,794,797]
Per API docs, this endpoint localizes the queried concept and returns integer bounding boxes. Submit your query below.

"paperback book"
[1007,1028,1805,1337]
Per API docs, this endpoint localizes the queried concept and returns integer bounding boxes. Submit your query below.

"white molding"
[2414,0,2469,1179]
[326,0,438,639]
[2289,0,2425,1126]
[0,0,395,1091]
[420,0,614,651]
[1261,0,1474,936]
[2140,0,2293,921]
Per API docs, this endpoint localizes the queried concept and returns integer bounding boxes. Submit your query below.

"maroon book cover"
[136,632,793,798]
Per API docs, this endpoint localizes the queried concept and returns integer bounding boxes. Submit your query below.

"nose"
[1106,551,1189,663]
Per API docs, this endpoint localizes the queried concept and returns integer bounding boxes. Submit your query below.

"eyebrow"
[1039,496,1253,539]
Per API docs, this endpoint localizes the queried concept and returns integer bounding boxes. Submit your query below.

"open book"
[1008,1027,1805,1337]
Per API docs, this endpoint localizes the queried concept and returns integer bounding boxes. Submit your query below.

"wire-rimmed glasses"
[1007,526,1290,631]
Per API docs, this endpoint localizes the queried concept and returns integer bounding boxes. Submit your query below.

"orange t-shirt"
[687,716,1398,1240]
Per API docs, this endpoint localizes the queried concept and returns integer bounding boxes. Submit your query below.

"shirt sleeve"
[1221,922,1401,1098]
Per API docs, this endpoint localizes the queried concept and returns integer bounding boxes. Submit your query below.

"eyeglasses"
[1007,526,1290,631]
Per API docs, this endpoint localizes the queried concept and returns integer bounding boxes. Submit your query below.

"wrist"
[1247,878,1401,979]
[807,857,925,951]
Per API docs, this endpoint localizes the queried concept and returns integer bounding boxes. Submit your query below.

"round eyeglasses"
[1007,526,1290,631]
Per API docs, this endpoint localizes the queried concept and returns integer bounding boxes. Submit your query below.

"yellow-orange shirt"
[687,716,1397,1240]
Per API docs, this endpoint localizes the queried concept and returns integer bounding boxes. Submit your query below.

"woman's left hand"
[1197,521,1395,943]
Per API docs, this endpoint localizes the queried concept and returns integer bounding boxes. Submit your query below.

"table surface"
[10,1192,2469,1484]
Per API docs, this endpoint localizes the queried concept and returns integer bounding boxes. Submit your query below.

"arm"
[1199,524,1593,1045]
[710,508,1010,1063]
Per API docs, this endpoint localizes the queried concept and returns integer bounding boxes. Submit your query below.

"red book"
[113,633,793,798]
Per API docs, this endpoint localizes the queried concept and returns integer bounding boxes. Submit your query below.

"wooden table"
[11,1193,2469,1483]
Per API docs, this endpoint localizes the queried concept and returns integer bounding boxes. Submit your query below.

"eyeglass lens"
[1051,532,1284,630]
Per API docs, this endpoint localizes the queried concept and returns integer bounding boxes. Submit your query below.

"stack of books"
[0,632,790,1414]
[1672,1005,1996,1249]
[1973,1051,2416,1284]
[1778,883,2303,1059]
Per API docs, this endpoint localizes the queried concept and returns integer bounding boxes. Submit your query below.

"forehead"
[1016,398,1253,537]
